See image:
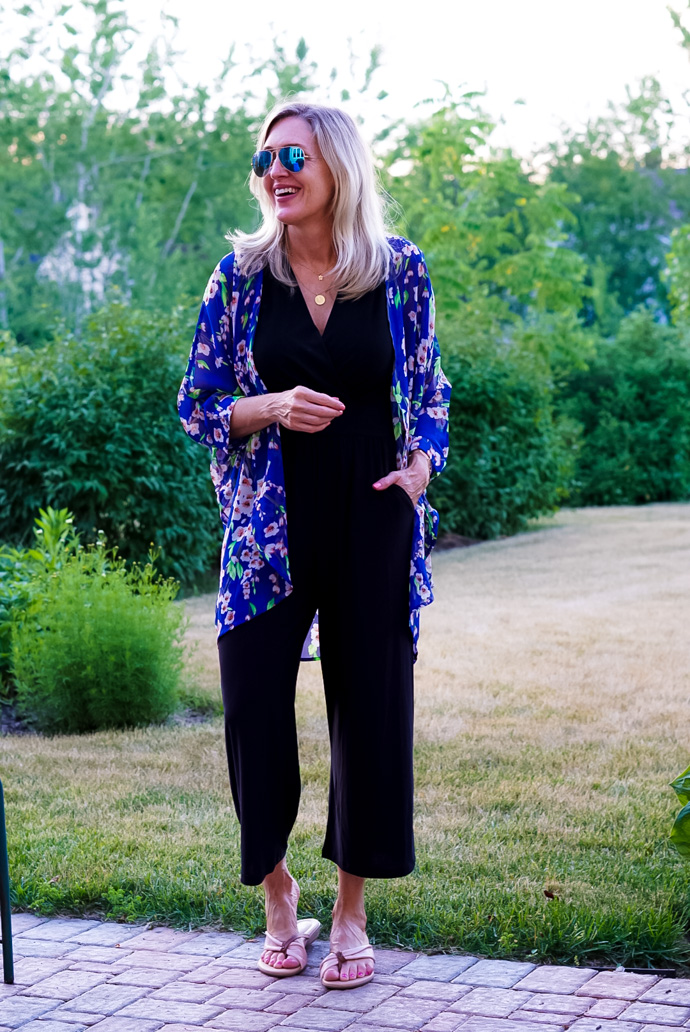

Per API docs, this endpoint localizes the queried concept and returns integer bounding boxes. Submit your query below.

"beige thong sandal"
[257,917,321,978]
[320,941,375,989]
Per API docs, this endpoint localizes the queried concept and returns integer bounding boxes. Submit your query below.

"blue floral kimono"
[178,236,451,657]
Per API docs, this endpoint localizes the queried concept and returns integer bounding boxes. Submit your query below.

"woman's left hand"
[373,450,431,506]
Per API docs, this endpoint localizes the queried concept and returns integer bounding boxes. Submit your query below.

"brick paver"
[619,1000,690,1023]
[459,961,537,989]
[576,971,661,1001]
[639,979,690,1006]
[450,986,534,1017]
[514,966,598,994]
[4,916,690,1032]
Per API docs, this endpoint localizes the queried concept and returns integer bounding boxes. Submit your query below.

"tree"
[0,0,321,344]
[546,77,690,332]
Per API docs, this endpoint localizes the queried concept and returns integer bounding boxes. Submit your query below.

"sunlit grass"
[2,504,690,968]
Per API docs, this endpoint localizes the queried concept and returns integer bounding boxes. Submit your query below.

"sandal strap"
[263,931,305,955]
[320,942,374,973]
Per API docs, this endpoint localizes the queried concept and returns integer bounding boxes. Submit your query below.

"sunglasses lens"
[251,151,273,177]
[279,146,305,173]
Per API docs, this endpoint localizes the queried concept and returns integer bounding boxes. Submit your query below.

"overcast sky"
[3,0,690,157]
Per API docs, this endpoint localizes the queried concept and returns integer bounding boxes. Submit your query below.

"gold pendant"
[315,294,326,306]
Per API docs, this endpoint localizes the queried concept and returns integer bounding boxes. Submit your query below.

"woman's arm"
[229,387,345,438]
[178,261,345,450]
[409,260,451,476]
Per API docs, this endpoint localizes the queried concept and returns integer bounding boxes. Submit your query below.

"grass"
[2,503,690,968]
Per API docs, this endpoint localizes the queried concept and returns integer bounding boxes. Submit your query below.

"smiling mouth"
[274,187,298,197]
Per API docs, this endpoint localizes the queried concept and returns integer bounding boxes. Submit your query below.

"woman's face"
[260,115,335,231]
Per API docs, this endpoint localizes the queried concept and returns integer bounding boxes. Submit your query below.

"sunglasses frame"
[251,145,309,178]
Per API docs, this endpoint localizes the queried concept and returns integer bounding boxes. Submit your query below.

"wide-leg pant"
[218,430,416,886]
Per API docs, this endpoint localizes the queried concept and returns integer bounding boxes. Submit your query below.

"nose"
[269,158,288,180]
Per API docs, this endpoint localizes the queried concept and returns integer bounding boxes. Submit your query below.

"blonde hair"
[228,101,392,299]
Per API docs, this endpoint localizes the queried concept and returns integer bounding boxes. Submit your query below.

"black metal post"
[0,779,13,983]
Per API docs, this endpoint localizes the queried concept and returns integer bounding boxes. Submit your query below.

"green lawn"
[2,504,690,969]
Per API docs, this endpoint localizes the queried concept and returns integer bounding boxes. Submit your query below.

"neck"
[286,223,336,272]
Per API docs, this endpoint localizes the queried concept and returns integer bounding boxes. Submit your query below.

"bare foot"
[323,872,374,984]
[260,859,301,972]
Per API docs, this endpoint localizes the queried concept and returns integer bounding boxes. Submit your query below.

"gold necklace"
[289,256,334,306]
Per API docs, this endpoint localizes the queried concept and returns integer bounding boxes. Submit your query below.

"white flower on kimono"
[425,406,447,422]
[197,340,211,357]
[219,591,232,613]
[203,273,221,302]
[264,521,281,537]
[213,427,224,442]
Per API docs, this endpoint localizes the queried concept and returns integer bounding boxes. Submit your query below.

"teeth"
[275,187,297,196]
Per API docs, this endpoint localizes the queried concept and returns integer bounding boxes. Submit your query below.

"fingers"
[279,386,345,432]
[372,471,400,490]
[299,387,346,414]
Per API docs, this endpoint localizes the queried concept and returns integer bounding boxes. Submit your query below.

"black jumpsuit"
[218,268,416,885]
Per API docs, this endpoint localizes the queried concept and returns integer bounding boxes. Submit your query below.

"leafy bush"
[5,508,186,734]
[428,348,577,539]
[670,765,690,859]
[0,507,80,693]
[557,308,690,505]
[0,303,220,582]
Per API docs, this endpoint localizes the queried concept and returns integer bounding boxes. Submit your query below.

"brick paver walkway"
[2,915,690,1032]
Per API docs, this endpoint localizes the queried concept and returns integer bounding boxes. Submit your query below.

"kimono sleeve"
[410,261,451,477]
[177,259,248,458]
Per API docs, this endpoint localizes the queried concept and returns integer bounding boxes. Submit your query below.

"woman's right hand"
[275,386,345,433]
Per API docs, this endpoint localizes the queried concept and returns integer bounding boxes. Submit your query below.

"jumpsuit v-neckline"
[217,266,416,885]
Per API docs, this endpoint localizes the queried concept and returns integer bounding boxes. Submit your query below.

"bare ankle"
[332,898,366,928]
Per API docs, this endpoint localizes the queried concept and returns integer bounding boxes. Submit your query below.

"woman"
[178,101,450,989]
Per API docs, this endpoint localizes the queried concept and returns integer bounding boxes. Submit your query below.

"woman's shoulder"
[386,236,428,280]
[386,235,421,257]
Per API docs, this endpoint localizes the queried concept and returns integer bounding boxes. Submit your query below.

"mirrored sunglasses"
[251,146,306,177]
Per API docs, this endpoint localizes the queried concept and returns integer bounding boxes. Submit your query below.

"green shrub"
[428,348,577,539]
[10,518,185,734]
[558,308,690,504]
[0,507,80,692]
[670,764,690,859]
[0,302,220,582]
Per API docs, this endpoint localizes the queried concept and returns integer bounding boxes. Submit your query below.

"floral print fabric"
[177,236,451,656]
